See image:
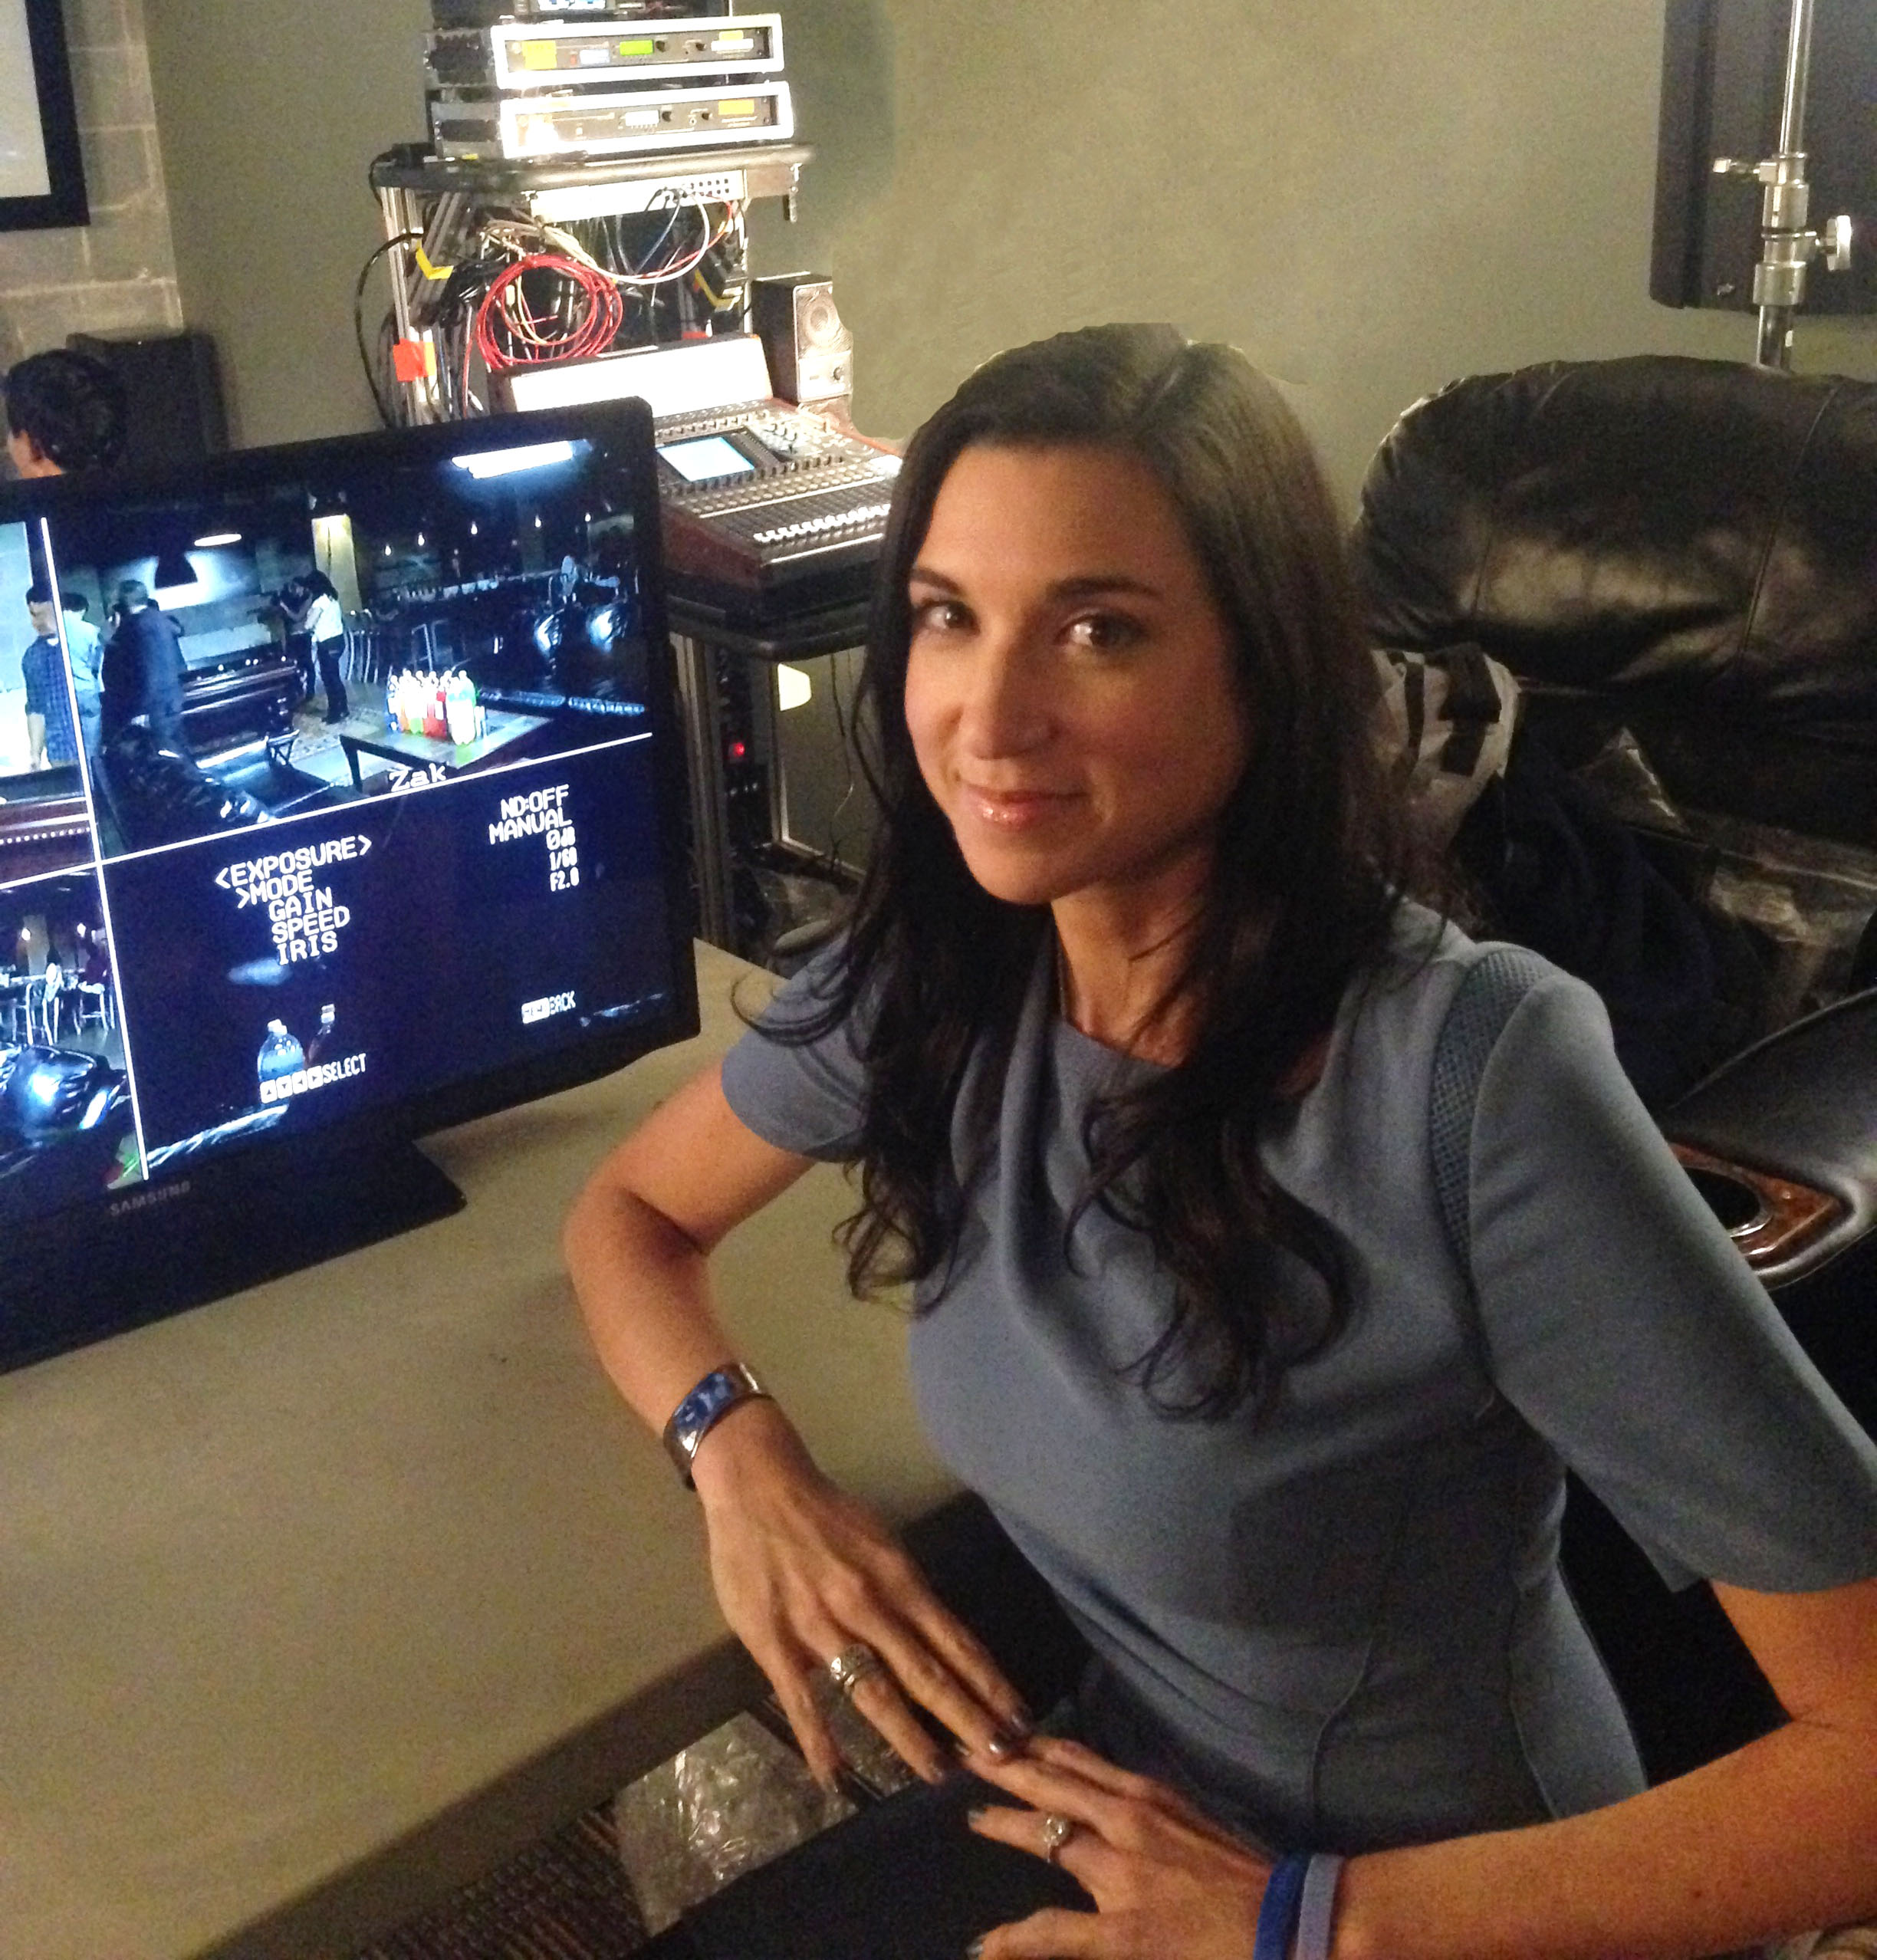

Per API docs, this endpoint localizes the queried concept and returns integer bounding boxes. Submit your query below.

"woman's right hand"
[689,1396,1034,1788]
[565,1067,1025,1784]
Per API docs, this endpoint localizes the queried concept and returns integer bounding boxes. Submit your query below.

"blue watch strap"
[662,1361,770,1487]
[1254,1850,1311,1960]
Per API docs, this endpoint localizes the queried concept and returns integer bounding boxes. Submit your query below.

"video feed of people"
[26,435,649,862]
[0,517,95,887]
[0,416,684,1222]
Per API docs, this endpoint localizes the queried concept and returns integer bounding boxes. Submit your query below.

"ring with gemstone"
[1040,1812,1077,1863]
[825,1640,886,1699]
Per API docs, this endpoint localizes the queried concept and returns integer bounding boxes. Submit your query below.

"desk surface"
[0,943,955,1960]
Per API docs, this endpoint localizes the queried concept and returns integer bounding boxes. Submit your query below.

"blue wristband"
[661,1361,770,1487]
[1293,1853,1345,1960]
[1254,1850,1311,1960]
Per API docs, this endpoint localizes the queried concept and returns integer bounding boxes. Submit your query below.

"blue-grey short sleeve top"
[720,909,1877,1852]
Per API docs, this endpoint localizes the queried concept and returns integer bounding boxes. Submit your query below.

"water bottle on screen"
[445,672,478,745]
[257,1020,304,1101]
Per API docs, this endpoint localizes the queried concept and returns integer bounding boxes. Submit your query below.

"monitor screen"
[656,434,756,483]
[0,400,697,1369]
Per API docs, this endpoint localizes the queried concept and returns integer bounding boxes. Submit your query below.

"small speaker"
[66,329,228,471]
[752,272,853,406]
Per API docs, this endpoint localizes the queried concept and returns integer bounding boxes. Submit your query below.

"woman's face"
[903,442,1249,919]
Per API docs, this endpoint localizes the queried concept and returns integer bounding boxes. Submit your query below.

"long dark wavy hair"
[777,324,1417,1418]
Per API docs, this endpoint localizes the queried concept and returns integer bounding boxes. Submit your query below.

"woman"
[277,577,317,708]
[566,325,1877,1960]
[301,571,348,724]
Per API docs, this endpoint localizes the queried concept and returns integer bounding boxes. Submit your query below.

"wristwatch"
[662,1361,771,1488]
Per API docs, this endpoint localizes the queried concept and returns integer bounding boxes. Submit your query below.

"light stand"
[1711,0,1853,369]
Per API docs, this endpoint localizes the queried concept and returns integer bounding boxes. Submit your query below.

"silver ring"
[825,1640,886,1700]
[1040,1812,1077,1864]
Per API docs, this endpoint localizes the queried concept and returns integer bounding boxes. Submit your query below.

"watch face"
[665,1364,763,1479]
[676,1383,714,1431]
[684,1370,735,1430]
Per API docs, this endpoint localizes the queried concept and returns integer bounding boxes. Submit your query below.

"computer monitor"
[0,400,696,1370]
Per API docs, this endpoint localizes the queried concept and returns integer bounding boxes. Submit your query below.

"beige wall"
[136,0,1877,495]
[142,0,429,449]
[754,0,1877,501]
[0,0,181,372]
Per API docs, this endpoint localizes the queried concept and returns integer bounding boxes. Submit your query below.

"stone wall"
[0,0,181,369]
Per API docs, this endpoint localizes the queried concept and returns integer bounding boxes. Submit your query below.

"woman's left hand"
[962,1735,1275,1958]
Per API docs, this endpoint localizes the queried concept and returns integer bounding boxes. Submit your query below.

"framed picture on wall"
[0,0,88,232]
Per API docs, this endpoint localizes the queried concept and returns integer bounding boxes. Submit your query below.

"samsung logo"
[109,1179,193,1218]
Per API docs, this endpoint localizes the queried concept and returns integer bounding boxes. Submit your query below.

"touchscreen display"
[0,417,680,1221]
[656,434,756,482]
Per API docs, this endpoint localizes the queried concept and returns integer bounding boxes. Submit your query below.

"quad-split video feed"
[0,870,134,1225]
[30,435,651,863]
[0,423,684,1210]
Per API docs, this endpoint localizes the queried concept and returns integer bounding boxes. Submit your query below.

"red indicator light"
[727,740,747,761]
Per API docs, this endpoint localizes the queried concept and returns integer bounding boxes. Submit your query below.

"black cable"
[401,251,493,421]
[823,650,862,877]
[354,232,425,428]
[376,312,399,425]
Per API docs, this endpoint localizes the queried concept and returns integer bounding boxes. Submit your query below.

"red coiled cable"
[474,254,623,372]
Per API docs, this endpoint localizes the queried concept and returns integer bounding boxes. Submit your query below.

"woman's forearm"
[563,1170,818,1500]
[1335,1712,1877,1960]
[564,1143,1025,1787]
[564,1179,745,1436]
[564,1063,817,1449]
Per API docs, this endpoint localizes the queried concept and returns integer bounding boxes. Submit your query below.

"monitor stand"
[2,1139,467,1374]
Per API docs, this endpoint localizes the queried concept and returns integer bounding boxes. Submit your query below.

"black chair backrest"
[1351,355,1877,847]
[1,1045,108,1139]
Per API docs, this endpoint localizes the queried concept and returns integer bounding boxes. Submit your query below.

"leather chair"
[1353,354,1877,853]
[1351,354,1877,1781]
[0,1043,134,1224]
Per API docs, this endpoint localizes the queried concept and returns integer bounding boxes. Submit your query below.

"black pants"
[645,1495,1094,1960]
[646,1767,1090,1960]
[315,636,347,722]
[287,630,314,703]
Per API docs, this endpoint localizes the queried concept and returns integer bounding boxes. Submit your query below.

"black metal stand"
[1708,0,1853,367]
[666,594,873,954]
[666,593,872,663]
